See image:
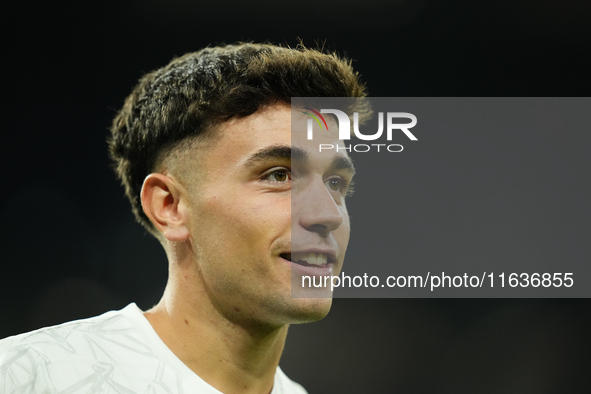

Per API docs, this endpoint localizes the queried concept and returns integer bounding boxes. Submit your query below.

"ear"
[141,173,190,242]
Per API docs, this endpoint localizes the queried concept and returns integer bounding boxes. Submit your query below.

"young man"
[0,43,367,393]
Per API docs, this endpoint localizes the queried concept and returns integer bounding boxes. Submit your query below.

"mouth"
[280,252,331,268]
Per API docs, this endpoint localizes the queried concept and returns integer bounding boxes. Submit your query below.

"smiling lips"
[281,252,331,267]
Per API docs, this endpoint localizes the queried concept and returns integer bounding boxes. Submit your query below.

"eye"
[325,178,344,191]
[262,168,291,183]
[325,177,355,197]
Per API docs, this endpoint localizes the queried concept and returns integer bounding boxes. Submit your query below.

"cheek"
[336,209,351,252]
[340,205,351,234]
[199,193,291,246]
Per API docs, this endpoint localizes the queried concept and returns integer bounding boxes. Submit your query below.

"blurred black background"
[1,0,591,392]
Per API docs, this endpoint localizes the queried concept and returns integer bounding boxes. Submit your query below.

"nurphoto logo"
[303,107,418,153]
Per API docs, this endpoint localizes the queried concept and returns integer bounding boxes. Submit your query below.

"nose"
[297,177,345,235]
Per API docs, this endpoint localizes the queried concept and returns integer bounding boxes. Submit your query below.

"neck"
[143,254,288,394]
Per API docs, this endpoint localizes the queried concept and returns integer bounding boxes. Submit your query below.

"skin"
[140,103,354,394]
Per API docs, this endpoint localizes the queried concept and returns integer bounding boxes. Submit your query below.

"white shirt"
[0,303,307,394]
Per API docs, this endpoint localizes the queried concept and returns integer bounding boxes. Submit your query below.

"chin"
[283,296,334,324]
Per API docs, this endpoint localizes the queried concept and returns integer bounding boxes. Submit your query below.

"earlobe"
[141,173,190,241]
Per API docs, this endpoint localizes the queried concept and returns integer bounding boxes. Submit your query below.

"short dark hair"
[109,42,368,236]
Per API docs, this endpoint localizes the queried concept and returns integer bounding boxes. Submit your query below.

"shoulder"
[0,304,148,393]
[0,303,141,355]
[274,366,309,394]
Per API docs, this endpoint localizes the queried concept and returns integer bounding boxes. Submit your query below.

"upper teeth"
[294,253,328,266]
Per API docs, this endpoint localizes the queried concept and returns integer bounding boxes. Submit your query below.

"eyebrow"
[243,145,308,167]
[329,155,356,175]
[243,144,356,175]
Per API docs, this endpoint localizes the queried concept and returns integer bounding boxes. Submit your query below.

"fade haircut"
[109,42,368,237]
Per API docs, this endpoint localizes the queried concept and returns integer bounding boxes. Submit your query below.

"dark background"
[1,0,590,392]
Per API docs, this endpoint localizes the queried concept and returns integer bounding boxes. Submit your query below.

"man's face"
[181,103,353,326]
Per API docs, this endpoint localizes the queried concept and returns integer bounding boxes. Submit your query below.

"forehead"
[204,104,348,167]
[290,106,344,149]
[214,104,292,155]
